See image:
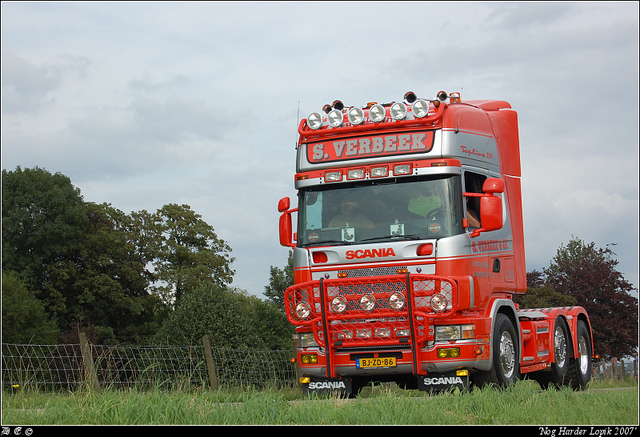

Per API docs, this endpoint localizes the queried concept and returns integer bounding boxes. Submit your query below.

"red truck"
[278,91,594,396]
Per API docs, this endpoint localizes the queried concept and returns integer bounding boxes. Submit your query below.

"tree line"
[2,166,637,359]
[2,166,293,349]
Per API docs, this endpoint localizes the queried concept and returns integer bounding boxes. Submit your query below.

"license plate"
[356,357,396,369]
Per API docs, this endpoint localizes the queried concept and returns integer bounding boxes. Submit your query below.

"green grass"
[2,380,638,425]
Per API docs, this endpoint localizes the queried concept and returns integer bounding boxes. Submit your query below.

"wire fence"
[2,338,298,392]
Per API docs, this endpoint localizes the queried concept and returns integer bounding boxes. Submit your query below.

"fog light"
[330,296,347,313]
[360,294,376,311]
[395,328,410,337]
[437,347,460,358]
[356,329,372,339]
[299,376,311,384]
[375,328,391,338]
[430,294,448,312]
[389,292,406,310]
[300,354,318,364]
[295,302,312,319]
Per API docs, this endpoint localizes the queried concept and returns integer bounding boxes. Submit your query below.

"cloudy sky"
[2,2,638,298]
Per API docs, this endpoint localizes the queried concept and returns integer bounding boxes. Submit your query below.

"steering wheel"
[426,207,455,220]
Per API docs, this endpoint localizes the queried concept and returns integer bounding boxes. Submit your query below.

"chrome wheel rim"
[554,326,567,368]
[578,336,590,375]
[499,331,515,378]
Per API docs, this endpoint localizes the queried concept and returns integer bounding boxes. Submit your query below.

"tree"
[236,289,295,350]
[155,283,251,348]
[2,270,59,344]
[2,166,86,292]
[542,237,638,359]
[518,284,578,309]
[42,202,162,344]
[264,251,293,312]
[152,204,235,306]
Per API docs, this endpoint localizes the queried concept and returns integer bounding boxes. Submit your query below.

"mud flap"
[301,377,352,397]
[417,372,470,392]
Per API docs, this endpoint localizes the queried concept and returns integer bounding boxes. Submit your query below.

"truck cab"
[278,91,593,395]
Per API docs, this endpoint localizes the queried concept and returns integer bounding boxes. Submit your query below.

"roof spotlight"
[322,104,332,114]
[412,99,430,118]
[437,91,448,102]
[327,108,343,127]
[348,107,365,125]
[332,100,344,111]
[307,112,323,129]
[369,104,386,122]
[390,102,407,120]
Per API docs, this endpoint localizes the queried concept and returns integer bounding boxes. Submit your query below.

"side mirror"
[278,197,290,213]
[278,197,297,248]
[470,178,504,238]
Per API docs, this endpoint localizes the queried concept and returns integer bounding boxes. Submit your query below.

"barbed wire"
[2,342,298,392]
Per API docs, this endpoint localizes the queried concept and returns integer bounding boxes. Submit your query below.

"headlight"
[388,292,406,310]
[295,302,312,319]
[307,112,323,130]
[412,99,430,118]
[430,294,448,312]
[347,107,365,125]
[297,332,318,347]
[436,325,461,341]
[360,294,376,312]
[327,109,343,127]
[435,325,475,341]
[369,104,386,122]
[390,102,407,120]
[330,296,347,313]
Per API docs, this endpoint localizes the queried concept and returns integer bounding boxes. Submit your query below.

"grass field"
[2,379,638,425]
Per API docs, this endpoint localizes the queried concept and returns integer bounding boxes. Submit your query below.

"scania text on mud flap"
[278,91,595,396]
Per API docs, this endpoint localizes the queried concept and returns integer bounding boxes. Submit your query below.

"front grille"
[338,266,407,278]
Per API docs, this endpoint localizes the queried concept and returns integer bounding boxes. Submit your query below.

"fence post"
[202,336,218,391]
[79,332,100,390]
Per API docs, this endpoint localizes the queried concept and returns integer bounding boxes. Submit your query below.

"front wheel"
[567,320,592,390]
[472,313,520,389]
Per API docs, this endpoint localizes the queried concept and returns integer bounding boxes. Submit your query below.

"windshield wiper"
[362,234,421,242]
[301,239,355,247]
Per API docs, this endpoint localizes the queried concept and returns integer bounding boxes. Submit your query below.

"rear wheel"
[533,318,570,389]
[472,313,520,389]
[567,320,592,390]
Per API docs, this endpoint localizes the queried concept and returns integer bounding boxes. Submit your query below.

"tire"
[533,318,570,389]
[567,320,592,390]
[472,313,520,389]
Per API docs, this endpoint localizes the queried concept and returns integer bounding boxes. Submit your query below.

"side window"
[464,171,486,229]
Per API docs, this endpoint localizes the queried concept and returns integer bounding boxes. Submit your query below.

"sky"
[2,2,638,299]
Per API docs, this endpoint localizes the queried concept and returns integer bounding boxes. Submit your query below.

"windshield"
[298,175,463,247]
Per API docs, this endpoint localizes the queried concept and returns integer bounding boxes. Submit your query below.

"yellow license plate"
[356,357,396,369]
